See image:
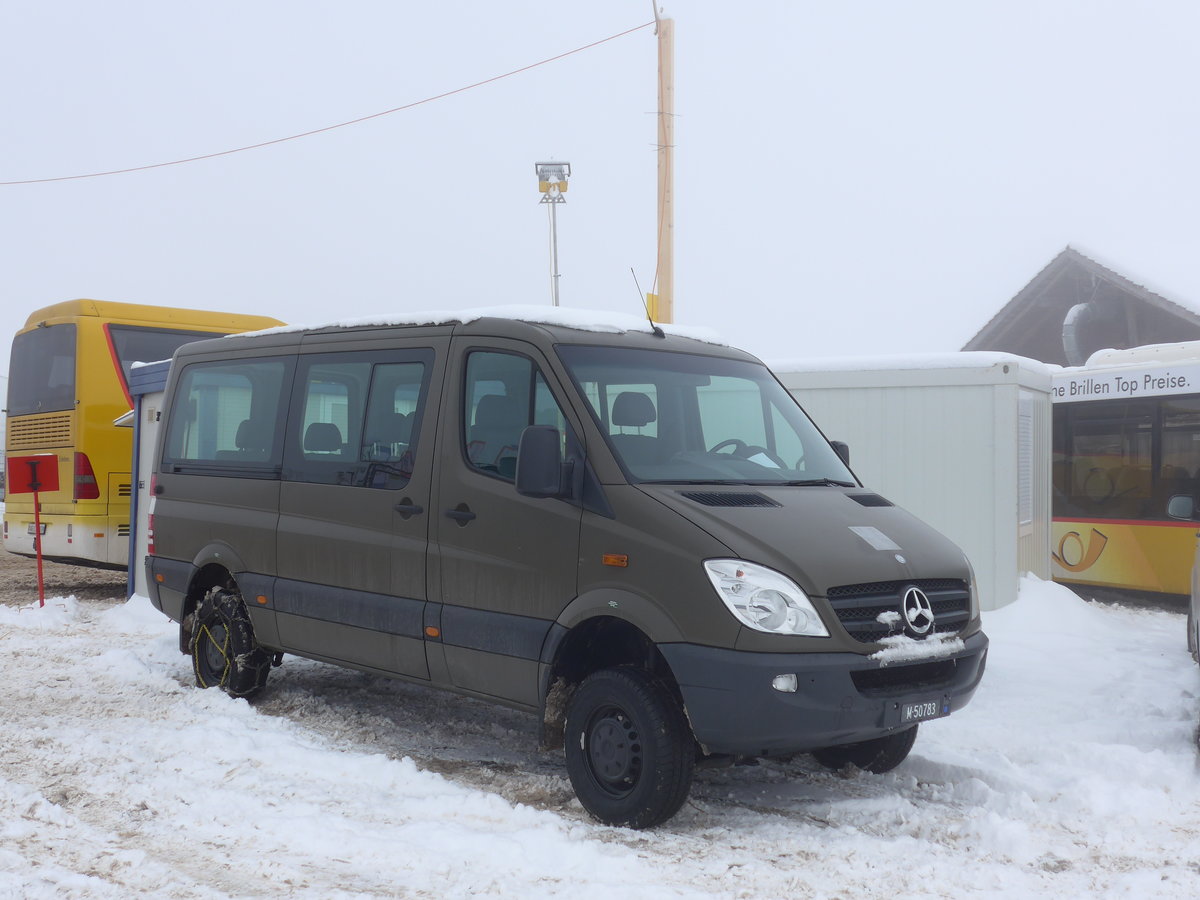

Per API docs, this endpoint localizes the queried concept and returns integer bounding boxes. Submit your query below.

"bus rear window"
[107,325,228,391]
[7,324,77,415]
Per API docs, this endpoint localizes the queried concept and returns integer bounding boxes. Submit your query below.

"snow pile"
[0,579,1198,899]
[870,630,966,664]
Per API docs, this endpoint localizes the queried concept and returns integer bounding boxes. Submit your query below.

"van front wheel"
[812,724,918,774]
[565,668,694,829]
[189,587,271,699]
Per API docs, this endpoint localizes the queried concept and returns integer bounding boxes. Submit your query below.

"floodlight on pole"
[535,161,570,306]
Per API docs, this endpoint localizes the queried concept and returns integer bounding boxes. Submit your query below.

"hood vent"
[680,491,781,508]
[847,492,893,507]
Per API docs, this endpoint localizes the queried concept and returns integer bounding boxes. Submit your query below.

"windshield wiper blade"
[784,478,857,487]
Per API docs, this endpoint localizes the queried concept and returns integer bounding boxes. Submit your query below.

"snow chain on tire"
[189,587,272,699]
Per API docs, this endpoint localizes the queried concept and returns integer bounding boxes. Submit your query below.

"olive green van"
[146,310,988,828]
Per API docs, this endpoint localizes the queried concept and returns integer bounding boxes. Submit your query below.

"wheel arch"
[537,589,687,750]
[178,560,240,654]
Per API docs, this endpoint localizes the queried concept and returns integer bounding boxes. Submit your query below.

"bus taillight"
[73,453,101,500]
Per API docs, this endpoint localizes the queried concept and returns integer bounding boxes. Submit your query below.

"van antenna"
[631,267,666,338]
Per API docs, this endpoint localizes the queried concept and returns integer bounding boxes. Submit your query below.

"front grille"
[851,659,960,696]
[826,578,971,643]
[9,413,73,449]
[679,491,780,508]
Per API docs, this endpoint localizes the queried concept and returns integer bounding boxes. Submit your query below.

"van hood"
[641,485,971,596]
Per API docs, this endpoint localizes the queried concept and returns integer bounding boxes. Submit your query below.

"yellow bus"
[3,300,283,567]
[1052,342,1200,601]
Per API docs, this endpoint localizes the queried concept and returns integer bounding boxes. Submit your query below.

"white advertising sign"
[1052,363,1200,403]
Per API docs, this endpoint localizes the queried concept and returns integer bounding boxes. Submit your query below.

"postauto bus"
[3,300,282,567]
[1052,341,1200,601]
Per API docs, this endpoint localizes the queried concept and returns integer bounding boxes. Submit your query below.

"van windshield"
[557,345,857,486]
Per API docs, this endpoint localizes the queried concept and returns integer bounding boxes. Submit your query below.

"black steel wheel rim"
[201,622,230,682]
[585,706,642,798]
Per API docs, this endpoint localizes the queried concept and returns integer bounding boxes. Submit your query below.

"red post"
[32,482,45,607]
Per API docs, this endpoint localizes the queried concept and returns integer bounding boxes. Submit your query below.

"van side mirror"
[831,440,850,466]
[1167,494,1195,521]
[516,425,569,498]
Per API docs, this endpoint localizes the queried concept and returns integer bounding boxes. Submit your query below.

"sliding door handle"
[444,503,476,525]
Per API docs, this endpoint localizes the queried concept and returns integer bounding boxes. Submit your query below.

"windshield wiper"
[640,479,757,485]
[783,478,857,487]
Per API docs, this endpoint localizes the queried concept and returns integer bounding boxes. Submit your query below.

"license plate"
[26,523,47,535]
[901,698,950,723]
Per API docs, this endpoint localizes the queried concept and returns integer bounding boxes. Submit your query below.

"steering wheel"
[709,439,788,469]
[710,438,748,455]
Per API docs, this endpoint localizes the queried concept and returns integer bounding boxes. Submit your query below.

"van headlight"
[703,559,829,637]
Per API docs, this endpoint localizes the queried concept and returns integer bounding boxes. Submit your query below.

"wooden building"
[963,247,1200,365]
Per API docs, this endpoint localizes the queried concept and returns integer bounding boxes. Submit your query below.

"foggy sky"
[4,1,1199,378]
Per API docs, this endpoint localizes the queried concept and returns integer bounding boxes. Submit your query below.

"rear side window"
[284,351,432,489]
[162,358,291,470]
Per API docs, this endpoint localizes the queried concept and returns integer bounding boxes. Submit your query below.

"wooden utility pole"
[652,14,675,323]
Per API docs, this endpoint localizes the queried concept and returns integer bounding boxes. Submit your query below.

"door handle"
[445,503,476,525]
[393,498,424,520]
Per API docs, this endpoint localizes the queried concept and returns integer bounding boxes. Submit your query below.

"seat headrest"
[304,421,343,452]
[612,391,656,428]
[474,394,522,428]
[372,411,412,444]
[235,419,271,451]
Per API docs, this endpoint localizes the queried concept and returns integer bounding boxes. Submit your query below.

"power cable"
[0,21,654,187]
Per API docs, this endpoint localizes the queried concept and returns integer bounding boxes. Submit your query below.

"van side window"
[361,362,427,489]
[162,358,289,469]
[463,351,570,480]
[286,354,430,488]
[298,360,370,468]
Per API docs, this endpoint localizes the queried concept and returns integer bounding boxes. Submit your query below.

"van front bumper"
[659,631,988,756]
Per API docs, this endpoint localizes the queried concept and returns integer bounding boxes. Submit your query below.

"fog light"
[771,673,798,693]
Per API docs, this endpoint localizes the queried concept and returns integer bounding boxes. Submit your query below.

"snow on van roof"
[239,304,725,345]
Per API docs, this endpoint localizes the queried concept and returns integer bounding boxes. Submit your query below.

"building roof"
[962,246,1200,365]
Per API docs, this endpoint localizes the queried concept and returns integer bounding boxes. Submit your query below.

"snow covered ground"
[2,576,1198,899]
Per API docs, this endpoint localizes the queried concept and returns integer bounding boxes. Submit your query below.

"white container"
[773,352,1054,610]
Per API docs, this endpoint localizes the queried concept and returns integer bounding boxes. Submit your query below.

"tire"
[812,724,919,774]
[189,587,272,699]
[564,668,695,829]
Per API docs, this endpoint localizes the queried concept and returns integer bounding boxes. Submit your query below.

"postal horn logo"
[901,586,935,637]
[1053,528,1108,573]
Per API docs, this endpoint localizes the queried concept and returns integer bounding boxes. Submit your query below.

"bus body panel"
[1051,517,1196,596]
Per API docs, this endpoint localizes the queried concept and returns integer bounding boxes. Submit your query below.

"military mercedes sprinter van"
[146,310,988,828]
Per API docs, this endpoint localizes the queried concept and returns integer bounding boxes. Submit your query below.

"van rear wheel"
[189,587,272,699]
[564,668,694,829]
[812,724,918,774]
